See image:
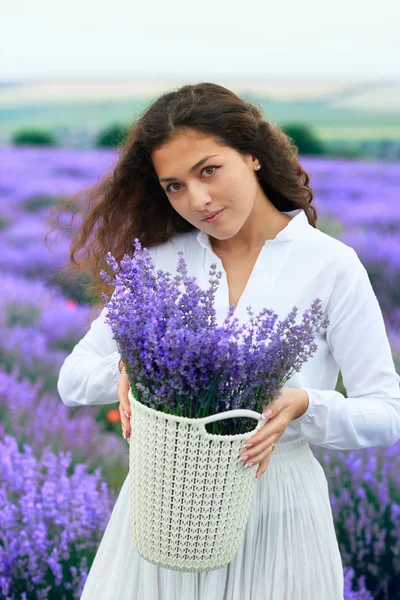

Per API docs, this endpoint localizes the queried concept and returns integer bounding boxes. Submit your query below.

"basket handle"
[196,409,264,425]
[195,409,265,439]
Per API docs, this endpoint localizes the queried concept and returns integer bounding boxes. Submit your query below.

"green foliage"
[317,214,345,238]
[5,303,41,328]
[281,123,325,155]
[50,270,99,305]
[0,346,59,396]
[11,128,57,146]
[95,123,130,148]
[324,141,368,159]
[22,194,64,212]
[0,215,11,231]
[335,371,347,396]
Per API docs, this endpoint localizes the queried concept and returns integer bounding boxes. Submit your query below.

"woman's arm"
[57,305,121,407]
[57,244,161,408]
[296,248,400,450]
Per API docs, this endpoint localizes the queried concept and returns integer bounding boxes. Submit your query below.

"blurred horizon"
[2,77,400,159]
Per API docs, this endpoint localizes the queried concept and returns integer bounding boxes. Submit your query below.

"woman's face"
[151,129,261,240]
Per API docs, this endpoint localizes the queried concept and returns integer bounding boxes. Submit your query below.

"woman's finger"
[255,443,276,479]
[241,411,285,451]
[118,405,130,439]
[117,371,131,439]
[239,433,280,467]
[239,411,289,460]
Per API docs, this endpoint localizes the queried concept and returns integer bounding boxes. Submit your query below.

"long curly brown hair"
[47,81,318,317]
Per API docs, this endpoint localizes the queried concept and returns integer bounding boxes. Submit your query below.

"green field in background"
[1,95,399,142]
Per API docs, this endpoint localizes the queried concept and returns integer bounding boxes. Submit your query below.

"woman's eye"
[202,165,218,176]
[166,183,181,193]
[165,165,221,194]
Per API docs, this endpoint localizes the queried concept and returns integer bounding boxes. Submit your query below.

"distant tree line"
[9,124,400,160]
[9,123,326,155]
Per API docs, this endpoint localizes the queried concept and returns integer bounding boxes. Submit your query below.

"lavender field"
[1,146,399,599]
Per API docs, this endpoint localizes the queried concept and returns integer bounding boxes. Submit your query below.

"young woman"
[56,82,400,599]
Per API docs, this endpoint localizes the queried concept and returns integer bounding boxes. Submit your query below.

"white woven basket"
[128,388,266,572]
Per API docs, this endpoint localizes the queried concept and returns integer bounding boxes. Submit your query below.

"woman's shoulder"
[300,225,365,279]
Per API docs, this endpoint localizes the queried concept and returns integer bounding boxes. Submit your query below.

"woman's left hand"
[238,387,309,480]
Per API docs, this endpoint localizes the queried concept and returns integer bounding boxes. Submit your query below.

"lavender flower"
[343,567,374,600]
[0,434,114,599]
[0,367,127,479]
[101,240,329,435]
[313,440,400,600]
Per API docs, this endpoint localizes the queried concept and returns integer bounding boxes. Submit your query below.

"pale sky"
[1,0,399,82]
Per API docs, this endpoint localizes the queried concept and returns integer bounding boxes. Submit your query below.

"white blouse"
[57,208,400,450]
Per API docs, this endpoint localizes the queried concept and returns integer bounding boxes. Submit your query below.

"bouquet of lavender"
[101,240,329,436]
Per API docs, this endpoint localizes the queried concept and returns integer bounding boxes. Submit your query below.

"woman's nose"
[188,182,212,211]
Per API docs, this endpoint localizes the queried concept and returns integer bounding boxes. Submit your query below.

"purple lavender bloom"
[312,439,400,600]
[0,434,115,599]
[101,240,329,434]
[343,567,374,600]
[0,368,127,479]
[0,275,93,394]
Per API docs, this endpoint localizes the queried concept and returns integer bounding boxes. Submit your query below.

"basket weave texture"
[128,389,265,572]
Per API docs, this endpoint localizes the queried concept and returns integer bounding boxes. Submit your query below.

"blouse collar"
[195,208,309,252]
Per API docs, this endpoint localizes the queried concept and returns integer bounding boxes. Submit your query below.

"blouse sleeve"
[57,245,162,407]
[57,305,121,407]
[296,247,400,450]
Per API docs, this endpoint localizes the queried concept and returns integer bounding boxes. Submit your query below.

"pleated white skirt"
[80,437,344,600]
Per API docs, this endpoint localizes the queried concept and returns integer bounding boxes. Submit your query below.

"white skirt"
[80,437,344,600]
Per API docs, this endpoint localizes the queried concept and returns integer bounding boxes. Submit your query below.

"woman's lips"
[202,208,225,223]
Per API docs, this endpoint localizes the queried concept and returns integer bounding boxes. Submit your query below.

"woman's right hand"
[117,360,131,442]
